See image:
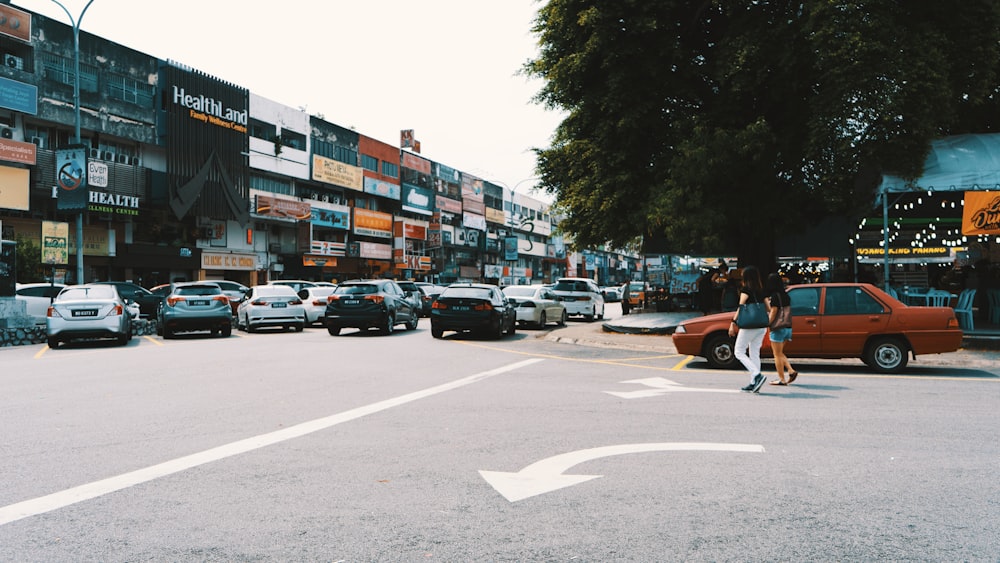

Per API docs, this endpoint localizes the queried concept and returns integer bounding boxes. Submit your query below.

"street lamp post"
[51,0,94,284]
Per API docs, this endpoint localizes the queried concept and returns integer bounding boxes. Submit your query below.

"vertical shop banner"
[41,221,69,264]
[55,144,88,211]
[504,236,519,261]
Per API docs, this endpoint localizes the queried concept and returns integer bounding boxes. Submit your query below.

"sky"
[14,0,563,200]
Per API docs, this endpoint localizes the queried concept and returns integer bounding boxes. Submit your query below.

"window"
[40,53,97,92]
[280,129,306,151]
[250,174,292,195]
[361,154,378,172]
[313,138,335,159]
[249,119,277,142]
[334,145,357,165]
[106,73,155,106]
[824,287,885,316]
[381,161,398,178]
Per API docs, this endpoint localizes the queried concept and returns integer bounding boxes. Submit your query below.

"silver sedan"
[46,284,133,348]
[501,284,568,328]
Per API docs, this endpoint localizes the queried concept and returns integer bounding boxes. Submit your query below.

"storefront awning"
[878,133,1000,202]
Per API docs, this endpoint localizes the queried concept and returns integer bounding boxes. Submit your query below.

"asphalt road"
[0,306,997,561]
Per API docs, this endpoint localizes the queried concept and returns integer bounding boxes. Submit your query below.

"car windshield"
[176,286,221,296]
[442,287,492,299]
[502,287,536,297]
[554,280,591,292]
[336,285,378,295]
[60,286,115,300]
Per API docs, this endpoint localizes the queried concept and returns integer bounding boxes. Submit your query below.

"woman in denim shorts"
[766,272,798,385]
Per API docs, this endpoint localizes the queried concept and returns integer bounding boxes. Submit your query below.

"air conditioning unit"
[102,151,113,160]
[30,136,43,148]
[4,54,23,70]
[117,154,129,164]
[0,127,12,139]
[89,148,100,158]
[309,193,318,200]
[321,194,330,202]
[130,156,140,166]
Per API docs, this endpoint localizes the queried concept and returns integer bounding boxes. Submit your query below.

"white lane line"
[0,358,544,526]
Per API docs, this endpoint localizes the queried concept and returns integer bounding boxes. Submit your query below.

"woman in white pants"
[727,265,769,392]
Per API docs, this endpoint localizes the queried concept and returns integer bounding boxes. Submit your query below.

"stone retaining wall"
[0,319,158,347]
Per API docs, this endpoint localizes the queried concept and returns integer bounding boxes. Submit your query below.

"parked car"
[623,281,649,309]
[46,283,133,348]
[431,283,517,339]
[502,284,568,328]
[395,281,426,317]
[236,285,306,333]
[211,280,250,315]
[415,282,446,316]
[671,283,964,374]
[15,282,66,325]
[323,279,418,336]
[600,285,622,302]
[91,281,162,318]
[157,281,233,339]
[268,280,317,293]
[299,286,337,326]
[551,277,605,321]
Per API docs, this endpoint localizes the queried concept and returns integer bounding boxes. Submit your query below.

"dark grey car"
[324,279,418,336]
[157,281,233,339]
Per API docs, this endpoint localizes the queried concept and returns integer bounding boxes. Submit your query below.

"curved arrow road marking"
[605,377,740,398]
[480,442,765,502]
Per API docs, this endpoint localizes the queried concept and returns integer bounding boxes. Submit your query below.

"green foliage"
[528,0,1000,267]
[14,235,46,284]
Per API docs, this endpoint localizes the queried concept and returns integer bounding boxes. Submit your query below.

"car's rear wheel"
[864,337,908,373]
[221,324,232,338]
[559,310,568,326]
[47,337,60,349]
[704,333,738,369]
[381,313,395,335]
[431,323,444,339]
[507,318,516,336]
[585,308,595,322]
[163,327,174,339]
[247,323,257,333]
[294,323,304,332]
[327,325,341,336]
[537,311,547,328]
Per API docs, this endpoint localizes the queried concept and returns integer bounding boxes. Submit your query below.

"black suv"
[92,281,162,318]
[323,279,419,336]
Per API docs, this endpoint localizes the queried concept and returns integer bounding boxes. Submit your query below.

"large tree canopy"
[527,1,1000,269]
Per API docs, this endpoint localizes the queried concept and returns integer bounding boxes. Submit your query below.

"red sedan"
[671,283,963,373]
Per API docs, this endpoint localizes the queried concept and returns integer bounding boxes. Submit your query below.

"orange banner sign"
[962,191,1000,235]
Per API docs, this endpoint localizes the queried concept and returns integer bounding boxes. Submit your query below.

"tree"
[15,235,46,284]
[527,1,1000,270]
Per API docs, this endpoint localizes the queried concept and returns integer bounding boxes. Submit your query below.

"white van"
[552,277,605,321]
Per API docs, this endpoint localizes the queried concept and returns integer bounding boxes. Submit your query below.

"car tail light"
[111,304,124,316]
[519,301,536,308]
[213,295,229,305]
[432,300,447,310]
[166,296,184,307]
[289,298,303,305]
[364,295,384,304]
[251,299,268,306]
[947,318,960,329]
[312,299,327,306]
[47,307,61,318]
[474,302,494,311]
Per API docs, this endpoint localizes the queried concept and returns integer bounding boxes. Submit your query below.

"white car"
[15,282,66,325]
[298,286,337,326]
[551,277,605,321]
[236,285,306,333]
[46,284,133,348]
[502,285,568,328]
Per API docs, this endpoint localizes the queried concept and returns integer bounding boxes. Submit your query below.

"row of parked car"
[16,276,611,347]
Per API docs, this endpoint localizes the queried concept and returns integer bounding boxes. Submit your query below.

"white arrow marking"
[605,377,740,398]
[480,442,765,502]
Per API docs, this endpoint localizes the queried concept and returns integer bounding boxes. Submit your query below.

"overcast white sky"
[15,0,562,199]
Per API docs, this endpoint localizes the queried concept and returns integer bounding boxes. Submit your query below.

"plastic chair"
[927,289,950,307]
[988,288,1000,325]
[953,289,976,331]
[885,286,899,299]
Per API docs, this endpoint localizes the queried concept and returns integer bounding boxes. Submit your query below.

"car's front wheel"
[704,333,738,369]
[405,314,418,331]
[864,337,909,373]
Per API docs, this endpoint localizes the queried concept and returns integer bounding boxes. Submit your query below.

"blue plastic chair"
[953,289,976,331]
[988,289,1000,325]
[927,289,951,307]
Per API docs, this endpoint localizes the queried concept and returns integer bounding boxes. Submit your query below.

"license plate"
[342,299,360,305]
[190,300,208,306]
[72,309,98,317]
[271,302,287,308]
[453,305,470,311]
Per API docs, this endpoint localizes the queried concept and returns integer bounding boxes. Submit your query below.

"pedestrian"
[696,266,716,315]
[765,272,798,385]
[728,265,769,393]
[621,281,632,315]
